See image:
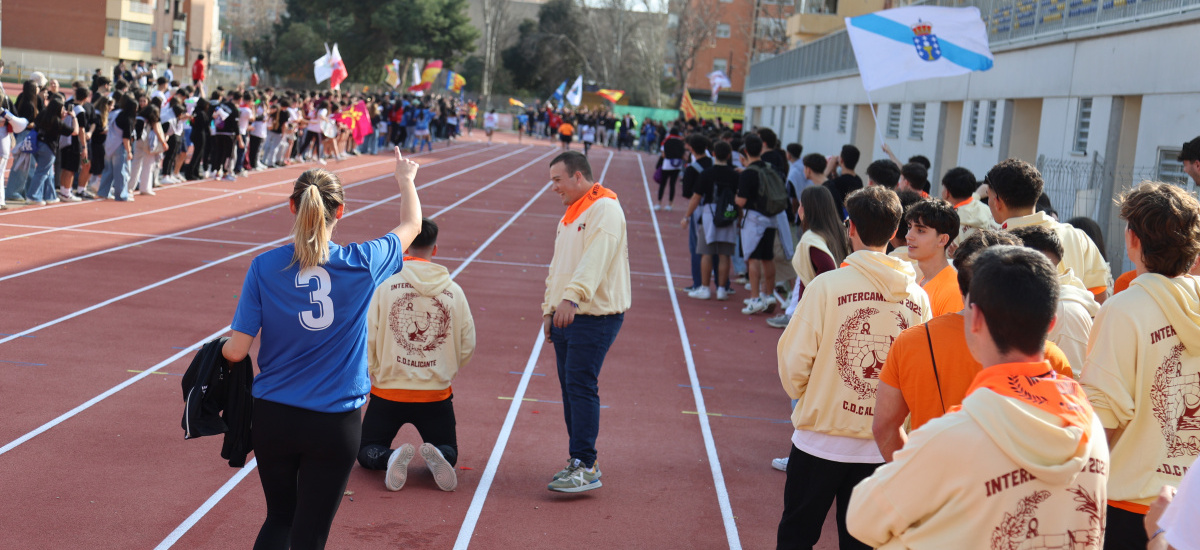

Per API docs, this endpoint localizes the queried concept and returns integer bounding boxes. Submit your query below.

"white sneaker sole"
[548,479,602,493]
[420,443,458,492]
[385,443,416,491]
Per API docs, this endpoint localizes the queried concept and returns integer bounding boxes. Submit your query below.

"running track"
[0,136,841,548]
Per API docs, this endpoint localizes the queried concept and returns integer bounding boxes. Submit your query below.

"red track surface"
[0,133,840,548]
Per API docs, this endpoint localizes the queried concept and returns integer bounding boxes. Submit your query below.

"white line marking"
[452,150,614,550]
[152,457,258,550]
[635,154,741,549]
[0,144,478,238]
[153,146,573,549]
[0,145,520,284]
[0,224,266,247]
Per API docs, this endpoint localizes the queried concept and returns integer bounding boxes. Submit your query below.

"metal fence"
[747,0,1200,90]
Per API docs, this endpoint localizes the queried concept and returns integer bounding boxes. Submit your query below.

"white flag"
[707,70,732,102]
[845,6,994,92]
[313,43,333,84]
[565,75,583,107]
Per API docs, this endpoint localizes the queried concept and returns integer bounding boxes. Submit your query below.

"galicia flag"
[845,6,994,91]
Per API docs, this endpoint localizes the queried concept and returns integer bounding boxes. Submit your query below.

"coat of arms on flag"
[911,20,941,62]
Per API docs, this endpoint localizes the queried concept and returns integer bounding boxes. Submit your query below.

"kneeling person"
[358,219,476,492]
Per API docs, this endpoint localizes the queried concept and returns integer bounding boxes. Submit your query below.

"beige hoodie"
[1051,270,1101,377]
[542,197,631,316]
[1081,273,1200,509]
[792,230,834,287]
[779,250,932,439]
[1003,212,1112,293]
[367,260,476,399]
[952,197,995,246]
[849,364,1110,549]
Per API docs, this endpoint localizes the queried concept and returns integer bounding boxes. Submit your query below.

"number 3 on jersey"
[296,267,334,331]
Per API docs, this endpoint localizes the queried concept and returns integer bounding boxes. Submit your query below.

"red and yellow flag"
[597,89,624,103]
[680,88,698,120]
[448,71,466,93]
[408,60,443,93]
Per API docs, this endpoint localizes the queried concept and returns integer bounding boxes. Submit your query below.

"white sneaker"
[772,457,789,471]
[744,297,756,306]
[223,174,237,182]
[741,297,768,315]
[420,442,458,492]
[688,286,711,300]
[744,283,752,291]
[664,204,673,211]
[385,443,416,491]
[653,204,662,211]
[716,287,729,301]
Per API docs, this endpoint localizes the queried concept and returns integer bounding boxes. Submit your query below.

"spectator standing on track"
[872,230,1076,462]
[1009,225,1099,376]
[680,133,713,295]
[897,163,930,197]
[359,218,475,493]
[130,103,166,196]
[483,109,497,144]
[737,134,788,315]
[191,54,205,93]
[654,128,684,211]
[684,140,738,301]
[776,185,931,550]
[1080,181,1200,549]
[542,151,631,493]
[768,154,837,331]
[904,199,962,317]
[26,96,77,206]
[221,148,423,549]
[987,158,1112,302]
[5,80,43,204]
[558,119,574,151]
[940,166,993,248]
[825,145,863,219]
[182,97,211,181]
[848,246,1108,549]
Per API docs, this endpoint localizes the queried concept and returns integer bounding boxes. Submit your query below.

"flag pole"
[864,88,887,160]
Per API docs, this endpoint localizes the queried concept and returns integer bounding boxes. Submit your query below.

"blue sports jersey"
[232,233,403,413]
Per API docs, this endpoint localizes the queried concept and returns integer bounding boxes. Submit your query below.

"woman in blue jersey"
[222,147,423,550]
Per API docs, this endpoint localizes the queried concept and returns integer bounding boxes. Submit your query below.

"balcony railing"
[128,1,154,14]
[749,0,1200,90]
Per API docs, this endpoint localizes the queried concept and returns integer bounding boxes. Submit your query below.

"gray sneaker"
[548,459,602,493]
[385,443,416,491]
[766,314,791,329]
[420,443,458,492]
[552,458,602,480]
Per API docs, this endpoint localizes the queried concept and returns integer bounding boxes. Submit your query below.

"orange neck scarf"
[562,183,617,226]
[403,256,430,263]
[954,197,974,209]
[961,361,1092,441]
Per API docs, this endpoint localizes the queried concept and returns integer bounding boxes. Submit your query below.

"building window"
[813,105,821,130]
[886,103,901,139]
[1074,98,1093,154]
[720,0,733,3]
[663,62,675,78]
[713,58,728,74]
[983,100,998,147]
[716,24,731,38]
[755,17,786,39]
[668,14,679,28]
[120,20,154,52]
[129,1,153,15]
[909,103,926,141]
[107,20,119,38]
[1157,149,1189,187]
[172,29,187,57]
[837,105,848,134]
[788,105,797,128]
[967,100,980,145]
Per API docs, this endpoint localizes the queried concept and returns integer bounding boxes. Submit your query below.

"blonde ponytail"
[289,169,345,270]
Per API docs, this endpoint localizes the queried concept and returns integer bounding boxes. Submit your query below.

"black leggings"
[300,130,322,160]
[358,394,458,469]
[658,169,680,202]
[252,398,360,550]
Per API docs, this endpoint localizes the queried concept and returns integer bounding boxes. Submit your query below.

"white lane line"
[452,150,614,550]
[154,145,574,550]
[0,224,266,247]
[0,145,521,284]
[153,458,259,550]
[635,154,741,549]
[0,325,232,457]
[0,144,473,219]
[0,146,533,343]
[0,143,477,239]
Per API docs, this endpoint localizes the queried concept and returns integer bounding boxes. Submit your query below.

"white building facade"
[745,0,1200,268]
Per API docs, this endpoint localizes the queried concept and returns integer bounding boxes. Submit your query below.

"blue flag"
[551,80,567,102]
[845,6,994,91]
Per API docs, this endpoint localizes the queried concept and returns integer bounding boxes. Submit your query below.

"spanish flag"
[508,98,526,108]
[597,89,624,103]
[446,71,466,93]
[680,88,698,121]
[408,60,443,93]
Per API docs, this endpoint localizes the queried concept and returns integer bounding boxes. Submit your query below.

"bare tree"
[480,0,513,108]
[669,0,720,97]
[743,0,793,68]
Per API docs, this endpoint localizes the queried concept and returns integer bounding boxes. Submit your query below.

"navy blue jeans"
[550,313,624,468]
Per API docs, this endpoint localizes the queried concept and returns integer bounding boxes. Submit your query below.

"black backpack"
[748,163,789,216]
[712,184,738,227]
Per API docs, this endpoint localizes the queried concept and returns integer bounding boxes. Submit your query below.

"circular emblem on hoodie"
[388,294,452,359]
[834,307,910,400]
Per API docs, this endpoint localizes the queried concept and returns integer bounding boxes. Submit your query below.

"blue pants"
[688,215,702,288]
[98,148,131,201]
[27,146,58,203]
[5,131,33,200]
[550,313,624,468]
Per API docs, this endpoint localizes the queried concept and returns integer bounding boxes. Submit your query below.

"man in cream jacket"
[777,185,931,549]
[848,246,1110,549]
[1081,181,1200,549]
[359,219,476,492]
[542,151,631,493]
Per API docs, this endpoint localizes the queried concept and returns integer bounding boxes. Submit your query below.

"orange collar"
[919,190,930,199]
[403,256,430,263]
[954,197,974,209]
[562,183,617,226]
[961,361,1092,441]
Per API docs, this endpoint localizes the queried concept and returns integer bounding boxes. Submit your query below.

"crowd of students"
[664,119,1200,549]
